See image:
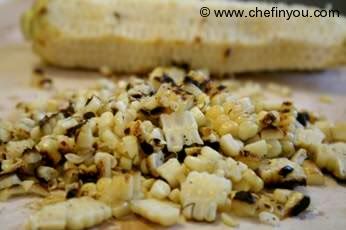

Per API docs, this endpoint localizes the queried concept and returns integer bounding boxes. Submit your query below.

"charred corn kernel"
[168,189,181,204]
[302,160,325,186]
[221,213,239,228]
[149,180,171,200]
[36,136,61,164]
[258,158,306,187]
[244,140,268,158]
[220,134,243,157]
[238,121,258,140]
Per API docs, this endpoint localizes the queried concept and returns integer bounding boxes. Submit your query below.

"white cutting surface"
[0,1,345,229]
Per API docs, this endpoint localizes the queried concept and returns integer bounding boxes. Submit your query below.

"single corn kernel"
[221,212,239,228]
[112,202,132,218]
[168,188,181,204]
[119,157,132,170]
[238,121,258,140]
[149,180,171,200]
[220,134,243,157]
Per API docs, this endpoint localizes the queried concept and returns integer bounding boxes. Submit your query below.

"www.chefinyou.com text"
[199,6,340,20]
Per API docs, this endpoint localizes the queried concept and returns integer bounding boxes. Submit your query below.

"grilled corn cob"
[22,0,346,74]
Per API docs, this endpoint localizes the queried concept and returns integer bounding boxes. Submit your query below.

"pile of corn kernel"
[0,67,345,229]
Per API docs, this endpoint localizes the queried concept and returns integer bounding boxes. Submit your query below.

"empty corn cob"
[22,0,346,74]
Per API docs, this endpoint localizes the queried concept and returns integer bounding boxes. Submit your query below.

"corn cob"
[22,0,346,74]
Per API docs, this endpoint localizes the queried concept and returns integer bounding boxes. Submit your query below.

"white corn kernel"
[221,212,239,228]
[149,180,171,200]
[238,121,258,140]
[331,122,346,142]
[244,140,267,158]
[291,149,307,165]
[220,134,243,157]
[168,188,181,203]
[157,158,184,188]
[122,135,139,159]
[266,140,282,158]
[112,202,131,218]
[190,106,207,126]
[119,157,132,171]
